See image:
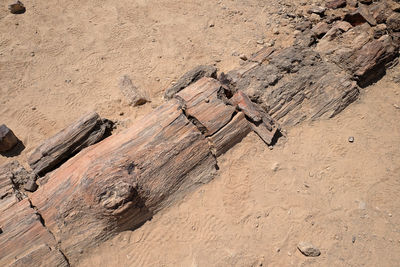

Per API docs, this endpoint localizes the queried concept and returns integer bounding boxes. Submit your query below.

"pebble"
[272,28,280,34]
[297,242,321,257]
[256,40,264,45]
[239,54,248,61]
[348,136,354,143]
[24,179,38,192]
[352,236,356,243]
[9,1,26,14]
[271,162,280,172]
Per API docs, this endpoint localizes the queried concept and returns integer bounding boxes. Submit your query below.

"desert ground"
[1,0,400,266]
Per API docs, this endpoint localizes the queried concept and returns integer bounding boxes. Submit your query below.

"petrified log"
[26,79,234,263]
[164,65,217,99]
[2,78,273,265]
[0,124,19,152]
[28,111,112,176]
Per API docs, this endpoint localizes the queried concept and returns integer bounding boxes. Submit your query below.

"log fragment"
[230,90,279,145]
[164,65,217,99]
[28,112,112,176]
[0,199,68,267]
[176,77,236,136]
[208,112,251,156]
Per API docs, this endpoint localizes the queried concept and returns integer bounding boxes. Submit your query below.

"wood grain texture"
[28,112,111,176]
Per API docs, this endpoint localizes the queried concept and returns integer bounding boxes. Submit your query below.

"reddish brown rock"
[326,0,347,9]
[0,124,18,152]
[312,22,331,38]
[28,111,112,176]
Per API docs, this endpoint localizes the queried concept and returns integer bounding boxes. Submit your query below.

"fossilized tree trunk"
[0,78,271,266]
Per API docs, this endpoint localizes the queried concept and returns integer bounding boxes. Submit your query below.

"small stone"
[352,236,356,243]
[297,242,321,257]
[24,179,38,192]
[119,75,149,106]
[0,124,19,152]
[326,0,347,9]
[308,6,326,16]
[272,28,280,34]
[348,136,354,143]
[388,213,392,217]
[359,0,372,4]
[119,112,124,116]
[312,22,331,38]
[387,13,400,32]
[309,13,321,23]
[239,54,248,61]
[30,51,35,57]
[256,40,264,45]
[32,107,36,111]
[9,1,26,14]
[334,21,352,32]
[271,162,280,172]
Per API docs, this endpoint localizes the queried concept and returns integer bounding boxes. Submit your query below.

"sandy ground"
[0,0,294,165]
[1,0,400,266]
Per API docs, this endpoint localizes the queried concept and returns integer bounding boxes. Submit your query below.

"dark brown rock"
[359,0,372,4]
[164,65,217,99]
[8,1,25,14]
[387,13,400,32]
[28,111,112,176]
[119,75,149,106]
[326,0,347,9]
[23,179,38,192]
[344,7,376,26]
[312,22,331,38]
[0,124,18,152]
[351,35,399,86]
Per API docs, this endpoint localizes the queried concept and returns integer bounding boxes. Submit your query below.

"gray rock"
[297,242,321,257]
[119,75,149,106]
[164,65,217,99]
[308,6,326,16]
[24,179,38,192]
[0,124,18,152]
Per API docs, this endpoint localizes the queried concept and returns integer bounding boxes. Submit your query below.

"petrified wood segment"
[29,99,217,263]
[0,199,68,267]
[28,111,111,176]
[176,78,236,136]
[164,65,217,99]
[208,112,251,156]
